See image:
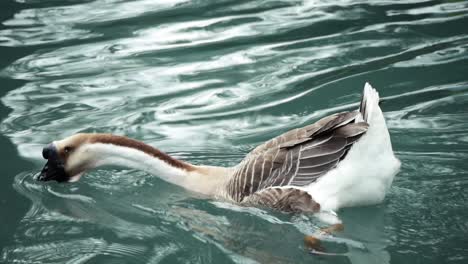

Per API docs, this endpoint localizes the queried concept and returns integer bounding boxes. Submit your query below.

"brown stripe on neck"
[89,134,195,171]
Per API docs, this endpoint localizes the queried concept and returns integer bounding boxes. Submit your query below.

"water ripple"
[1,0,468,263]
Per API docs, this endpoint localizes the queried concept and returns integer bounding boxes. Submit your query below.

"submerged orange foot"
[304,235,325,252]
[304,224,345,254]
[320,223,344,234]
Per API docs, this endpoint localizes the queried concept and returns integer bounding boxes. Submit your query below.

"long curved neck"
[83,136,229,196]
[89,143,192,182]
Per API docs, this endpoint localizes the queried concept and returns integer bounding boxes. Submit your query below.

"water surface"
[1,0,468,263]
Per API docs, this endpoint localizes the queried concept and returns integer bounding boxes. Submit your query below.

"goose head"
[38,134,95,183]
[37,133,196,183]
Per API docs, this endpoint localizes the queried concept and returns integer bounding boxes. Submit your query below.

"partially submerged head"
[38,133,96,182]
[37,133,194,183]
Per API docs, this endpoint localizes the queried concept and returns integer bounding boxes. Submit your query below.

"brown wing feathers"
[227,111,369,202]
[242,187,321,213]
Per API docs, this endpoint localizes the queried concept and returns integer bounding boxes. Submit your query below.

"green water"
[1,0,468,263]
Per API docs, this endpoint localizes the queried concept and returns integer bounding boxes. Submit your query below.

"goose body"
[39,83,400,219]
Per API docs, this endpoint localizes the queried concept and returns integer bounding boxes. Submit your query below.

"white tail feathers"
[358,82,380,123]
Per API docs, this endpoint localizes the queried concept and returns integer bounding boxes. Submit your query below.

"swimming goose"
[38,83,400,245]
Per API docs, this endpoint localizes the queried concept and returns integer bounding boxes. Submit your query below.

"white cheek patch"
[68,173,84,183]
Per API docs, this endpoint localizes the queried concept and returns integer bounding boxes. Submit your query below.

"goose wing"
[226,111,368,203]
[241,187,321,212]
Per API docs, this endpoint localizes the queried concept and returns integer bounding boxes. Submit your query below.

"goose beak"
[37,143,69,182]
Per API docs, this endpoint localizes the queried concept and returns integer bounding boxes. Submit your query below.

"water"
[1,0,468,263]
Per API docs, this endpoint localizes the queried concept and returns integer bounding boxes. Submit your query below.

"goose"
[38,83,400,250]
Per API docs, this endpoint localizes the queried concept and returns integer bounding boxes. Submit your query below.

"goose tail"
[357,82,381,124]
[306,82,400,211]
[356,82,401,187]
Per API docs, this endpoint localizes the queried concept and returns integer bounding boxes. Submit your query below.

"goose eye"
[64,146,73,153]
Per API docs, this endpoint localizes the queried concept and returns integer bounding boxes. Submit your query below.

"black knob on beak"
[42,144,54,159]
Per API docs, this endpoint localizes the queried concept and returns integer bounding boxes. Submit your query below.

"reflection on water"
[1,0,468,263]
